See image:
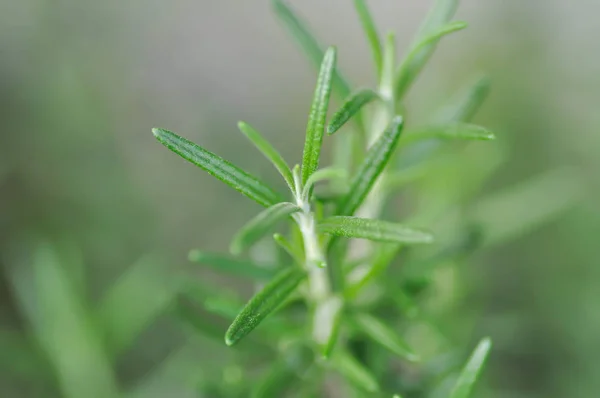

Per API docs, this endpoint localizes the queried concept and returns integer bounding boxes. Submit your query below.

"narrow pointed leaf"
[188,250,276,280]
[353,0,383,76]
[312,295,344,358]
[272,0,351,99]
[402,123,495,146]
[337,116,404,215]
[97,255,176,357]
[152,128,281,207]
[301,47,337,184]
[473,168,582,247]
[237,121,295,192]
[435,75,491,123]
[327,89,379,135]
[302,167,347,199]
[225,267,306,346]
[230,202,301,254]
[353,313,419,362]
[396,21,466,99]
[449,337,492,398]
[319,216,433,244]
[332,350,380,393]
[273,233,304,265]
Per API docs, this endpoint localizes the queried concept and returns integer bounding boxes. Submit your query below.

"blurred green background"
[1,0,599,397]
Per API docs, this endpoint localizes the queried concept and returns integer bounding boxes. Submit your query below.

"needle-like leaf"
[449,337,492,398]
[230,202,301,255]
[188,250,276,280]
[273,233,304,265]
[401,123,496,146]
[352,0,383,77]
[272,0,351,99]
[238,121,295,193]
[435,75,491,123]
[395,21,466,99]
[319,216,433,244]
[152,128,282,207]
[301,47,337,185]
[336,116,404,216]
[327,89,379,136]
[225,267,306,346]
[302,167,347,199]
[332,349,380,393]
[352,312,419,362]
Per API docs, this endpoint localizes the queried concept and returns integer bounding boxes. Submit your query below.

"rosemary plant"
[153,0,495,396]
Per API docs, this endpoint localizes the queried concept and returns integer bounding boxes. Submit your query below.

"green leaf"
[472,168,582,247]
[302,167,347,199]
[96,254,177,358]
[152,128,282,207]
[449,337,492,398]
[320,216,433,244]
[337,116,404,216]
[352,0,382,77]
[301,47,337,185]
[332,350,380,393]
[435,75,491,123]
[272,0,351,99]
[273,233,304,265]
[346,242,402,298]
[188,250,276,280]
[225,267,306,346]
[230,202,301,254]
[312,295,344,358]
[395,21,466,99]
[352,312,419,362]
[251,361,297,398]
[18,243,119,398]
[327,89,379,136]
[402,123,496,145]
[238,121,295,193]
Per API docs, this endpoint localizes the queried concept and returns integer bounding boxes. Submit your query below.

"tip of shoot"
[224,334,235,347]
[151,127,163,138]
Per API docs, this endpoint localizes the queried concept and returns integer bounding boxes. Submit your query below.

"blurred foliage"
[1,0,598,397]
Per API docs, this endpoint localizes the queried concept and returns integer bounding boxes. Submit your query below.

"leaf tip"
[224,333,236,347]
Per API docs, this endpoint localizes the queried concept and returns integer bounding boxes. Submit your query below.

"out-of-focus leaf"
[472,168,583,247]
[96,254,177,358]
[395,21,467,99]
[346,242,402,298]
[301,47,337,184]
[353,0,382,76]
[395,0,460,98]
[238,121,295,192]
[312,295,344,358]
[302,167,347,198]
[152,128,282,207]
[327,89,379,136]
[332,349,380,393]
[352,313,419,362]
[188,250,277,280]
[337,116,404,216]
[449,338,492,398]
[230,202,301,254]
[319,216,434,244]
[273,233,304,265]
[23,243,119,398]
[225,267,306,346]
[272,0,351,99]
[402,123,495,145]
[435,75,491,123]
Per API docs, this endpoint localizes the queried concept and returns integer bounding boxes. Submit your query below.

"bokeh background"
[1,0,599,397]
